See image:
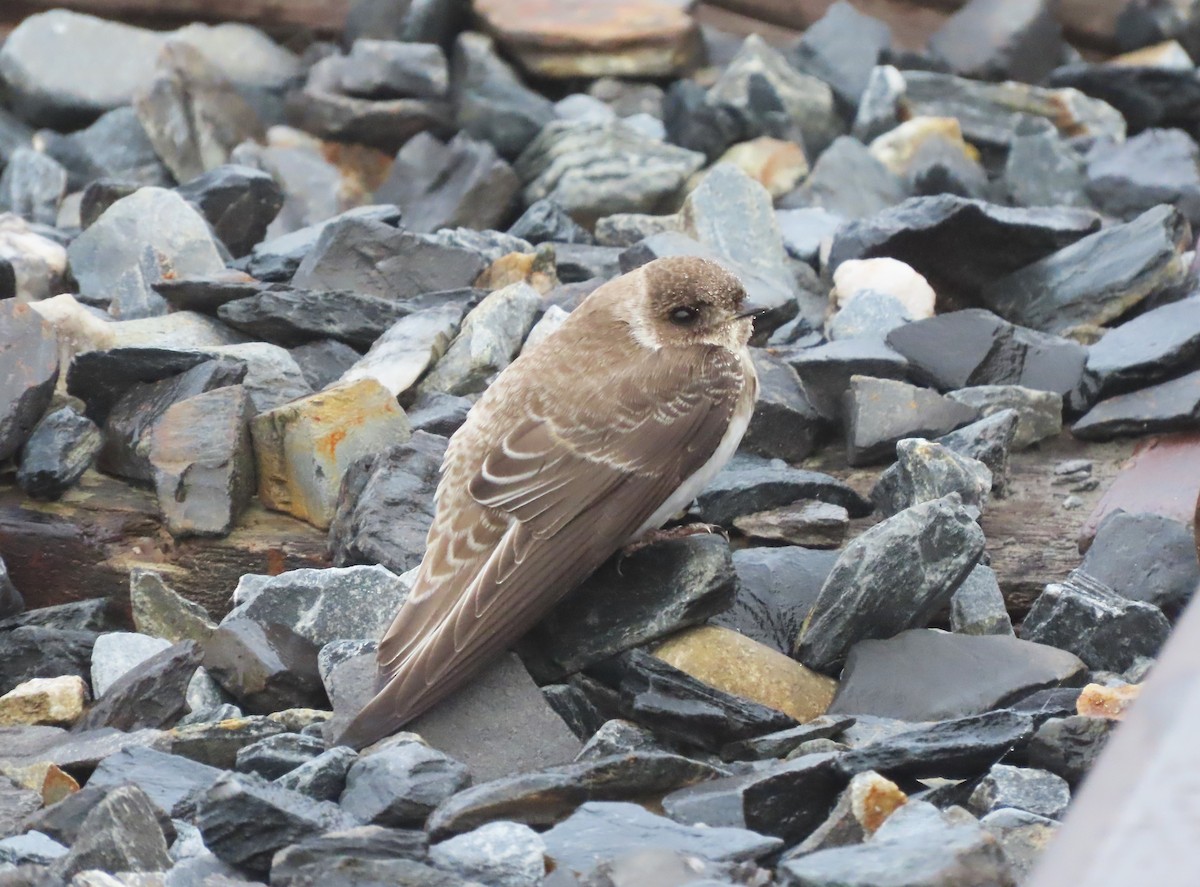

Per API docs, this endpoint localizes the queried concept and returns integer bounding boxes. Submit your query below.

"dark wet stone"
[87,745,224,818]
[406,392,472,437]
[828,195,1101,303]
[719,715,856,762]
[274,746,359,802]
[576,720,662,761]
[1086,128,1200,229]
[662,752,849,846]
[693,454,873,527]
[67,347,223,423]
[217,287,410,349]
[0,600,112,634]
[9,727,169,775]
[1004,126,1091,210]
[426,752,726,839]
[50,784,171,880]
[1073,367,1200,440]
[1024,715,1113,785]
[844,376,978,466]
[508,199,595,246]
[788,2,892,110]
[1020,571,1171,672]
[829,630,1084,721]
[777,799,1015,887]
[175,164,284,257]
[0,628,96,696]
[779,136,906,221]
[981,204,1192,335]
[556,243,623,282]
[732,501,849,549]
[16,405,102,501]
[246,204,402,282]
[340,738,470,827]
[330,432,448,574]
[929,0,1063,82]
[1080,510,1200,615]
[520,535,737,684]
[269,825,430,887]
[662,77,749,162]
[886,309,1087,399]
[451,32,555,160]
[203,619,327,715]
[542,681,608,743]
[951,564,1014,636]
[781,338,910,423]
[77,178,140,229]
[0,148,66,225]
[98,357,247,484]
[235,732,326,781]
[428,820,546,886]
[967,763,1069,820]
[290,215,488,301]
[0,560,20,620]
[1046,62,1200,136]
[0,301,59,463]
[75,640,201,733]
[290,339,362,391]
[374,130,519,234]
[166,715,289,769]
[587,650,797,752]
[797,496,985,674]
[340,38,448,100]
[196,771,358,876]
[904,133,990,200]
[715,547,839,654]
[739,349,823,462]
[1086,295,1200,399]
[542,801,781,878]
[871,439,992,519]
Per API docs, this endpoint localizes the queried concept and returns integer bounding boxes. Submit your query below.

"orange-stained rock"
[473,0,702,78]
[475,246,560,294]
[652,625,837,722]
[1077,682,1142,720]
[0,761,79,805]
[717,137,809,198]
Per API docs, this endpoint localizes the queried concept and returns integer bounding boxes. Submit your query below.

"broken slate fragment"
[740,349,823,462]
[844,375,978,466]
[203,619,326,714]
[716,547,839,654]
[217,286,413,350]
[50,784,172,880]
[1071,368,1200,440]
[340,303,465,398]
[175,164,283,258]
[782,338,910,423]
[1079,510,1200,615]
[928,0,1064,83]
[693,454,873,527]
[76,640,202,732]
[967,763,1070,820]
[732,501,849,548]
[1085,295,1200,399]
[0,300,59,464]
[951,564,1014,636]
[1086,128,1200,228]
[340,737,470,827]
[935,409,1019,496]
[16,404,102,501]
[948,385,1062,449]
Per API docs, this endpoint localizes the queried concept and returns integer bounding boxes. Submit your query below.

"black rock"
[904,133,991,200]
[1086,128,1200,229]
[789,2,892,111]
[203,619,328,714]
[828,630,1084,721]
[66,347,216,424]
[176,164,284,257]
[1071,368,1200,440]
[246,203,402,282]
[587,650,797,752]
[555,242,623,282]
[781,338,910,423]
[928,0,1063,82]
[275,746,359,802]
[508,199,595,246]
[1046,62,1200,136]
[152,272,264,313]
[16,405,103,501]
[330,432,448,574]
[663,751,849,847]
[981,204,1192,335]
[576,719,663,761]
[739,349,824,462]
[50,784,171,880]
[840,710,1035,779]
[519,535,737,684]
[340,738,471,827]
[1080,510,1200,615]
[1004,126,1091,209]
[692,454,873,527]
[719,715,857,762]
[951,564,1014,636]
[967,762,1070,820]
[797,496,985,674]
[844,376,978,466]
[406,392,473,436]
[828,195,1101,303]
[235,732,327,780]
[196,771,358,876]
[98,356,247,483]
[1020,570,1171,672]
[74,640,202,733]
[0,147,66,225]
[78,177,140,229]
[290,215,487,301]
[40,106,171,192]
[270,825,430,887]
[340,38,449,100]
[87,745,224,818]
[871,439,992,519]
[290,338,362,390]
[450,32,555,161]
[662,78,748,163]
[932,410,1015,499]
[541,681,609,742]
[426,752,725,839]
[374,130,519,233]
[1085,295,1200,399]
[217,287,411,349]
[0,627,96,696]
[715,547,839,654]
[1024,715,1114,785]
[779,135,906,221]
[0,301,59,463]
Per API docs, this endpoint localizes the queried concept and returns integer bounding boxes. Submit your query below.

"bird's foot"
[620,522,728,559]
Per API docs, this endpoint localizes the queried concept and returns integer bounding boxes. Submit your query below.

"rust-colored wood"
[3,0,350,34]
[0,470,331,621]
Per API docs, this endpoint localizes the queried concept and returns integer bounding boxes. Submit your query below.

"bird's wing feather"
[336,345,747,748]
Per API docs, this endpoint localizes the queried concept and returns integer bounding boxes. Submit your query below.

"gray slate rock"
[777,207,846,265]
[1085,295,1200,398]
[789,1,892,110]
[781,135,906,221]
[430,821,546,887]
[16,404,102,500]
[980,203,1192,335]
[274,746,359,802]
[0,147,67,225]
[951,564,1014,636]
[576,720,662,762]
[76,640,202,732]
[129,568,216,644]
[0,831,67,866]
[935,409,1020,496]
[1025,714,1113,785]
[1072,367,1200,440]
[852,64,906,143]
[871,438,992,519]
[508,199,595,246]
[246,203,401,282]
[340,303,466,397]
[981,808,1058,882]
[929,0,1063,83]
[798,496,985,674]
[234,732,326,782]
[203,619,326,714]
[716,547,839,654]
[828,290,913,342]
[519,535,738,683]
[51,784,171,880]
[88,745,224,818]
[782,338,910,423]
[217,286,412,349]
[1020,570,1171,672]
[0,627,95,696]
[268,824,431,887]
[1080,510,1200,615]
[845,376,978,466]
[967,763,1070,820]
[0,301,59,464]
[1004,126,1091,209]
[90,631,172,698]
[0,560,23,622]
[0,778,42,840]
[0,599,111,633]
[693,453,873,526]
[67,186,227,319]
[828,629,1084,721]
[340,738,471,827]
[290,339,363,391]
[1087,128,1200,228]
[341,39,449,100]
[719,715,856,762]
[948,385,1062,449]
[175,163,284,258]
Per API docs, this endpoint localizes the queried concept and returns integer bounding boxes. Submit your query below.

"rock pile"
[1,0,1200,885]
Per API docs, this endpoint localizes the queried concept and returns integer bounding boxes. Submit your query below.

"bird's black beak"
[736,301,769,320]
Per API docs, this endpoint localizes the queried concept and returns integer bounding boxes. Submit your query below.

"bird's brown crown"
[637,257,751,349]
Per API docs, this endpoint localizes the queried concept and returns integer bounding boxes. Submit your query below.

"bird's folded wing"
[336,347,745,748]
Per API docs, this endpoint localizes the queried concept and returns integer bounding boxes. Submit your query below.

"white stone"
[832,257,936,320]
[340,303,465,396]
[90,632,173,698]
[430,821,547,887]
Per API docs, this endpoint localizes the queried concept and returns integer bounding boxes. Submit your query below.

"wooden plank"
[4,0,351,34]
[700,0,951,50]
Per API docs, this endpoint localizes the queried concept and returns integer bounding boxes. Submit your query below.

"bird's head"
[628,256,760,351]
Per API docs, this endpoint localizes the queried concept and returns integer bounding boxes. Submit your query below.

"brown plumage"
[337,256,759,749]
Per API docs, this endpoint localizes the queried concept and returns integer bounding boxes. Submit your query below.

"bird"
[337,255,760,750]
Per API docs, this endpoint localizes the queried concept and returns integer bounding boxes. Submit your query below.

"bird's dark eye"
[670,306,700,325]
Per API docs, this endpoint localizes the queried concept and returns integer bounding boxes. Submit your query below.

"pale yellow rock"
[0,676,88,727]
[475,247,559,294]
[1110,40,1194,70]
[869,116,980,175]
[832,257,936,319]
[652,625,837,723]
[847,770,908,835]
[1077,681,1141,720]
[718,137,809,198]
[249,378,411,529]
[0,761,80,805]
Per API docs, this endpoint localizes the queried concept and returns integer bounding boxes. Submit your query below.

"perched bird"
[337,255,760,749]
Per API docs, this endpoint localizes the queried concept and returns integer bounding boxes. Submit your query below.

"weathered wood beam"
[4,0,351,34]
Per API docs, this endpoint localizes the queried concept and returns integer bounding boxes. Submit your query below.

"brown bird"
[337,255,760,749]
